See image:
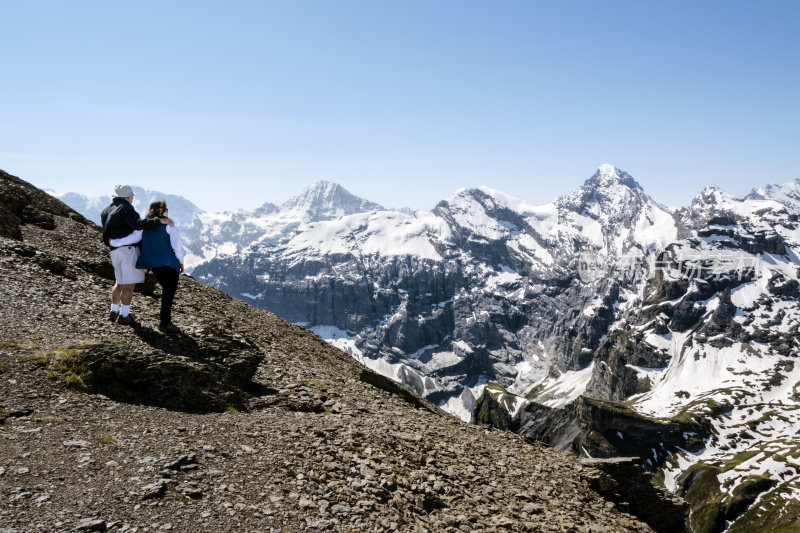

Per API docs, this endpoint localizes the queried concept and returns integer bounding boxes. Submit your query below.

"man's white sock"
[111,304,120,313]
[120,304,131,317]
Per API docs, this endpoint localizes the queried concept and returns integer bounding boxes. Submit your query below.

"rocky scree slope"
[0,168,654,532]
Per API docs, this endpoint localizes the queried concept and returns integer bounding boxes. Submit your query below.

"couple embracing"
[100,184,185,334]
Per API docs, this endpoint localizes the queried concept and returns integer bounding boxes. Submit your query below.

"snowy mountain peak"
[688,184,742,211]
[696,184,726,201]
[280,181,384,222]
[51,187,204,226]
[447,186,498,206]
[746,178,800,211]
[552,166,676,255]
[585,164,642,191]
[558,165,652,215]
[597,163,620,177]
[284,180,345,207]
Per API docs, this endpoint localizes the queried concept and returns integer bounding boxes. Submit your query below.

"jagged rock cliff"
[0,168,654,532]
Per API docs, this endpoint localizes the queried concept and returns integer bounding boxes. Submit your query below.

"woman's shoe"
[158,323,181,334]
[117,314,138,326]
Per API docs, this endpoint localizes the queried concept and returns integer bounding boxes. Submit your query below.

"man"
[100,185,173,325]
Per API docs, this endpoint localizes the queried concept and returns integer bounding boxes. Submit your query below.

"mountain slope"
[0,168,655,532]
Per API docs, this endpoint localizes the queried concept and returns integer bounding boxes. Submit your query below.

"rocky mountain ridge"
[2,168,658,532]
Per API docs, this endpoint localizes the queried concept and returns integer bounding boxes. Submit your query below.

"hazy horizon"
[31,163,799,215]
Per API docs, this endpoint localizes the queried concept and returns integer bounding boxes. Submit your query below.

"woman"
[136,200,185,334]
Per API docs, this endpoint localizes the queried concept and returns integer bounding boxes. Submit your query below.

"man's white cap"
[114,184,134,198]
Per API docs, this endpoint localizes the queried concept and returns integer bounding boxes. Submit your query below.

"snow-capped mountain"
[53,181,386,270]
[192,164,678,419]
[184,180,386,268]
[748,178,800,211]
[51,187,204,228]
[473,178,800,532]
[631,184,800,531]
[278,179,383,220]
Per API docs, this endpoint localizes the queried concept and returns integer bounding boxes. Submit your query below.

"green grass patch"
[169,490,190,502]
[32,356,51,368]
[681,453,783,533]
[728,482,800,533]
[582,396,640,417]
[722,450,760,472]
[743,409,787,432]
[485,382,507,393]
[304,378,330,391]
[524,383,546,401]
[51,348,91,391]
[651,467,666,488]
[0,339,37,351]
[20,352,52,367]
[671,395,730,423]
[682,463,725,533]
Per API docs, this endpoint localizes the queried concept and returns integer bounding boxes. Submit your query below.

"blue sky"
[2,1,799,212]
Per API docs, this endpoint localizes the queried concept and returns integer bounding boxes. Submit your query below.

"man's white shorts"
[110,246,145,284]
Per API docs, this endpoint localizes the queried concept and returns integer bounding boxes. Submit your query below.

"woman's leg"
[152,266,179,325]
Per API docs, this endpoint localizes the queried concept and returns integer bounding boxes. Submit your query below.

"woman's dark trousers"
[152,266,179,326]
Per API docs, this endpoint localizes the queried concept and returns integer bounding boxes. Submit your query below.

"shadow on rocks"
[59,324,267,412]
[131,323,202,359]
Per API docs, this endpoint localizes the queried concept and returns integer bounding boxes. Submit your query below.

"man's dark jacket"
[100,197,161,244]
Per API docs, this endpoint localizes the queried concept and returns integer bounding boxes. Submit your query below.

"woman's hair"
[147,200,168,219]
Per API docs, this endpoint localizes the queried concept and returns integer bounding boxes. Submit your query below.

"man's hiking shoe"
[158,323,181,334]
[108,311,119,323]
[117,314,137,326]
